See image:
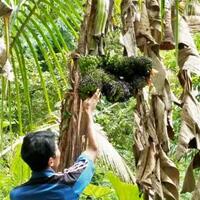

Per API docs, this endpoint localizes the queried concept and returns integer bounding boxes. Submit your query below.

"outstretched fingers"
[92,89,101,101]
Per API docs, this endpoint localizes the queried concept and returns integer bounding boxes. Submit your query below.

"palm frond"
[95,123,136,184]
[0,0,83,147]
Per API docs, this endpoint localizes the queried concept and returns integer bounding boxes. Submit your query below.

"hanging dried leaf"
[120,28,137,57]
[135,143,164,199]
[184,0,200,33]
[147,47,166,93]
[177,17,200,76]
[134,139,179,200]
[147,47,175,140]
[175,16,200,159]
[182,152,200,193]
[178,47,200,76]
[186,16,200,34]
[152,95,170,152]
[178,17,198,54]
[121,0,138,56]
[159,148,179,200]
[131,1,178,198]
[146,0,162,44]
[176,93,200,159]
[134,90,179,200]
[160,5,175,50]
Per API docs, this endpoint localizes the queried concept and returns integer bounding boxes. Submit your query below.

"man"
[10,89,101,200]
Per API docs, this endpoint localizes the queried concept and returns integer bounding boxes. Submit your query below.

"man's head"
[21,131,60,172]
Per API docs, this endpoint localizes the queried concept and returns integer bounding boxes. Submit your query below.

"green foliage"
[81,172,142,200]
[194,33,200,52]
[96,97,135,164]
[0,144,30,200]
[107,172,142,200]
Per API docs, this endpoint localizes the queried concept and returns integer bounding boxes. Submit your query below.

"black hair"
[21,131,56,172]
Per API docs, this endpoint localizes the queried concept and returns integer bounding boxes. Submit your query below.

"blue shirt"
[10,154,94,200]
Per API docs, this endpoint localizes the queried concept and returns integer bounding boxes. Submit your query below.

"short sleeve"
[72,153,95,195]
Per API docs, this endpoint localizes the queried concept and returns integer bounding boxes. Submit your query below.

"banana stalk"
[89,0,110,55]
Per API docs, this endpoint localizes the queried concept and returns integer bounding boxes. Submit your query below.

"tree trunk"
[59,0,113,170]
[120,0,179,199]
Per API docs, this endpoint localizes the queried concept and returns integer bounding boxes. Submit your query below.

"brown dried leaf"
[147,47,166,93]
[135,1,157,49]
[146,0,162,44]
[182,152,200,193]
[178,17,198,55]
[176,93,200,159]
[160,7,175,50]
[121,0,138,56]
[186,16,200,34]
[120,28,137,57]
[159,148,179,200]
[152,95,170,152]
[184,1,200,34]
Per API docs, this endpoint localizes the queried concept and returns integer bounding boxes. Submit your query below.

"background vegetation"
[1,0,200,200]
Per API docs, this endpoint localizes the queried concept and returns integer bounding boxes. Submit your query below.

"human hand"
[83,89,101,113]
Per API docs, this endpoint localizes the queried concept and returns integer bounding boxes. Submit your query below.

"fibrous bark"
[59,0,114,169]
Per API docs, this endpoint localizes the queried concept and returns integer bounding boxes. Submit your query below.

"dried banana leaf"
[176,92,200,159]
[152,95,170,152]
[186,16,200,34]
[147,47,175,140]
[178,17,198,54]
[159,148,179,200]
[178,17,200,75]
[134,91,179,200]
[182,152,200,193]
[160,7,175,50]
[146,0,162,44]
[175,16,200,159]
[120,29,137,56]
[135,1,157,50]
[179,47,200,76]
[147,47,166,93]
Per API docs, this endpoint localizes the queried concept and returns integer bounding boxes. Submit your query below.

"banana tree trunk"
[59,0,113,169]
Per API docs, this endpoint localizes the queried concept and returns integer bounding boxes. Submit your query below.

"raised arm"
[82,89,100,162]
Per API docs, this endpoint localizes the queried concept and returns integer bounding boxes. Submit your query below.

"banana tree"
[0,0,136,185]
[58,0,136,182]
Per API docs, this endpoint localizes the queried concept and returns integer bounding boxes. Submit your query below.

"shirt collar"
[31,168,55,179]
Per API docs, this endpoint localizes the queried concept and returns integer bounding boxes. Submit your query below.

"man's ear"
[48,157,54,167]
